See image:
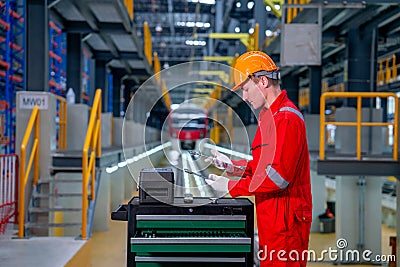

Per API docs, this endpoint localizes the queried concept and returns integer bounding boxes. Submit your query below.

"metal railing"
[377,54,399,86]
[144,21,152,67]
[161,79,171,111]
[319,92,399,161]
[18,106,40,238]
[286,0,311,24]
[153,51,160,84]
[55,95,67,150]
[81,89,102,239]
[0,154,18,234]
[123,0,134,21]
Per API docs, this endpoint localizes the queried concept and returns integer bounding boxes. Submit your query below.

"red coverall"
[228,90,312,267]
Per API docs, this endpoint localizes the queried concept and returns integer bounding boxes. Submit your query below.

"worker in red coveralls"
[205,51,312,267]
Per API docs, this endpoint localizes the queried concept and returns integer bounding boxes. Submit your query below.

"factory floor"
[89,206,396,267]
[0,206,394,266]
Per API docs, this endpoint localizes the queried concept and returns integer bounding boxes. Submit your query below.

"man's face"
[241,78,266,110]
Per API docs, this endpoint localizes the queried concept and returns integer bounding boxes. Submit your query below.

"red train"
[169,103,208,150]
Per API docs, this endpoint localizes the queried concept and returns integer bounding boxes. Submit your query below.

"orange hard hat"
[232,51,279,91]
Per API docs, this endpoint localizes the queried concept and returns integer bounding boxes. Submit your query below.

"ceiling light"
[274,4,280,10]
[155,25,162,32]
[176,21,211,28]
[266,6,271,11]
[185,40,206,46]
[247,1,254,9]
[171,104,180,110]
[236,2,241,8]
[188,0,216,5]
[235,26,240,33]
[265,30,273,37]
[249,28,254,34]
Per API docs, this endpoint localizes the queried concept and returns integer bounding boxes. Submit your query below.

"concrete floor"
[89,209,396,267]
[0,232,87,267]
[0,203,395,267]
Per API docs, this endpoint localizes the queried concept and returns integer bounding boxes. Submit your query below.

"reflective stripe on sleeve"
[278,107,304,122]
[266,165,289,189]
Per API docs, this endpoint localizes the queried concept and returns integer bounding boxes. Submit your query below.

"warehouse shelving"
[0,0,25,154]
[82,49,90,105]
[48,20,66,97]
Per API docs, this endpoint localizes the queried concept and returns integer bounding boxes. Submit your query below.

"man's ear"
[260,76,269,88]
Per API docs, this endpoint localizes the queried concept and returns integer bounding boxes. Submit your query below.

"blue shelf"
[0,0,25,154]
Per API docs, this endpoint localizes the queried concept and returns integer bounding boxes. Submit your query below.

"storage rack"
[48,20,66,97]
[0,0,25,154]
[82,49,91,105]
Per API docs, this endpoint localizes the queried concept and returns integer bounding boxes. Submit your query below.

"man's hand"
[205,150,234,173]
[205,174,229,194]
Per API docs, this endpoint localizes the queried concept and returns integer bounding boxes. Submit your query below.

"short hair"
[251,75,279,87]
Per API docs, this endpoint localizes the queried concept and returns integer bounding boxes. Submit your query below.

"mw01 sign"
[19,93,49,110]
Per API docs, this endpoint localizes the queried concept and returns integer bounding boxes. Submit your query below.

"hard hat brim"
[231,77,249,92]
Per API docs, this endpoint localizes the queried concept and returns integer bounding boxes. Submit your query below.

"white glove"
[205,149,234,173]
[205,174,229,194]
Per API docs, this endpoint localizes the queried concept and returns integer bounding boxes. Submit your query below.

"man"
[205,51,312,267]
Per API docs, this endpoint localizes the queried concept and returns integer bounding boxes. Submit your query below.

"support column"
[282,74,299,108]
[112,70,124,117]
[67,33,82,103]
[123,79,135,114]
[309,66,322,114]
[254,0,267,50]
[215,0,223,33]
[345,28,374,107]
[95,59,107,111]
[26,0,49,91]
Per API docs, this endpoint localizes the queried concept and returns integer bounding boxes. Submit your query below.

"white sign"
[19,93,49,110]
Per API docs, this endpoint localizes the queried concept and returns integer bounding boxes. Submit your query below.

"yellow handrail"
[123,0,134,21]
[55,95,67,150]
[286,0,311,23]
[144,21,152,66]
[82,89,102,239]
[319,92,399,161]
[377,54,399,86]
[247,23,259,51]
[153,51,161,84]
[161,79,171,111]
[18,106,40,238]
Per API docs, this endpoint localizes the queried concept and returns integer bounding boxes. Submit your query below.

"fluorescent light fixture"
[185,40,207,46]
[247,1,254,9]
[274,4,280,10]
[236,2,241,8]
[176,21,211,28]
[106,165,118,174]
[188,0,215,4]
[235,27,240,33]
[118,161,127,168]
[171,104,180,110]
[249,28,254,34]
[266,5,271,11]
[265,30,273,37]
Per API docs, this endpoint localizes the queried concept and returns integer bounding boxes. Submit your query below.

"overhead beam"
[71,0,132,74]
[93,51,140,61]
[63,21,128,34]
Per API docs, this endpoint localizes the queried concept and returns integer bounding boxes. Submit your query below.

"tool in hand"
[188,150,246,170]
[183,168,208,179]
